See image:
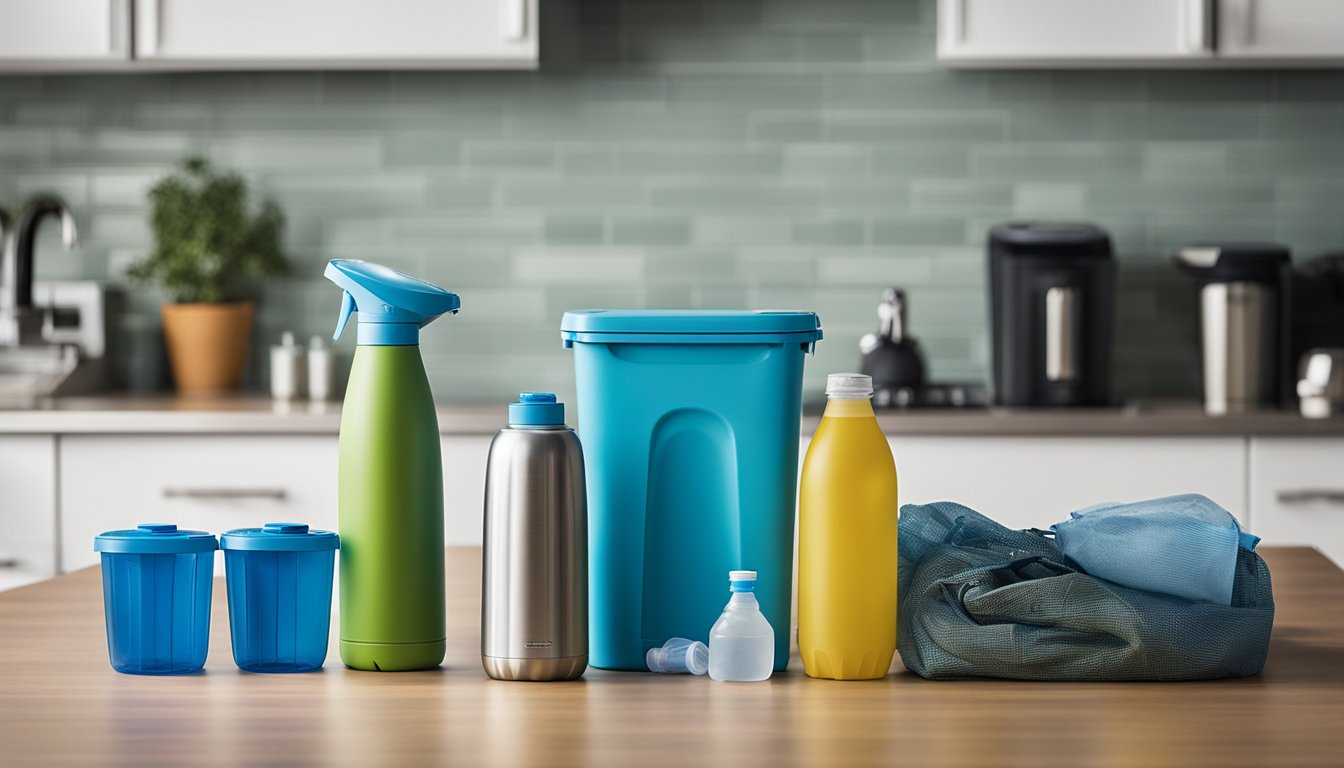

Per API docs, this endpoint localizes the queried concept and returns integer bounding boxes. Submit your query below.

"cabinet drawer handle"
[1185,0,1211,54]
[944,0,967,47]
[162,488,288,501]
[502,0,528,41]
[140,0,162,56]
[0,557,20,569]
[1238,0,1256,46]
[1277,489,1344,505]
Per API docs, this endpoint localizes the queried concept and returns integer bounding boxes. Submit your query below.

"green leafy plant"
[128,157,287,303]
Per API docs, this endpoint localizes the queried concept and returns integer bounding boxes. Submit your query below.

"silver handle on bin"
[1277,489,1344,505]
[1045,286,1076,383]
[162,488,288,501]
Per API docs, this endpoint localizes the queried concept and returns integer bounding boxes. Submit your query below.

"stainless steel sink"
[0,345,78,402]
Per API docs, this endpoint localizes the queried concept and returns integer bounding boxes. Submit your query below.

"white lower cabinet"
[442,435,492,546]
[1249,437,1344,567]
[56,434,498,575]
[22,430,1344,581]
[60,435,339,573]
[883,436,1248,531]
[0,436,58,590]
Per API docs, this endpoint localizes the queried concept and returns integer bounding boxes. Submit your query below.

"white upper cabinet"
[0,0,130,65]
[939,0,1344,65]
[133,0,537,68]
[938,0,1213,64]
[1218,0,1344,59]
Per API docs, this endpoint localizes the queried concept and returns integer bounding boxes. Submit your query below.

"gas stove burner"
[873,383,989,410]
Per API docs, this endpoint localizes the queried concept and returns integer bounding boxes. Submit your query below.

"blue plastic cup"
[220,523,339,673]
[94,523,218,675]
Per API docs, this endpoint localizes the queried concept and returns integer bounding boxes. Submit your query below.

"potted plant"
[129,157,287,394]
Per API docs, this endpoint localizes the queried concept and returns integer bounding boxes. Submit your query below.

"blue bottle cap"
[729,569,758,592]
[220,522,340,552]
[95,523,218,554]
[324,259,460,346]
[509,392,566,427]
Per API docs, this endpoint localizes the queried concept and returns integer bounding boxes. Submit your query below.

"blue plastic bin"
[221,523,339,673]
[94,524,217,675]
[561,310,822,670]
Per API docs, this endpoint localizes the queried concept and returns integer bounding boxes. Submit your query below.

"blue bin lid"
[561,310,823,346]
[95,523,218,554]
[220,523,340,552]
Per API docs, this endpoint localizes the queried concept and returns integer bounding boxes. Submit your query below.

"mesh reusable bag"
[897,501,1275,681]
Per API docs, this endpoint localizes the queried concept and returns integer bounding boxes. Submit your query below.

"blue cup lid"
[94,523,218,554]
[220,522,340,552]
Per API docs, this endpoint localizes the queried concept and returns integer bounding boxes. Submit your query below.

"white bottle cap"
[825,373,873,399]
[729,570,757,582]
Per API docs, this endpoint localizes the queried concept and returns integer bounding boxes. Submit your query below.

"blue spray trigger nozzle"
[324,259,460,346]
[333,290,356,341]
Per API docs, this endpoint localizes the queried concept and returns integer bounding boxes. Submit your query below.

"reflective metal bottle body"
[481,421,588,681]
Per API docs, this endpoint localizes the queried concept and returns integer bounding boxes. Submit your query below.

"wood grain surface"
[1,547,1340,767]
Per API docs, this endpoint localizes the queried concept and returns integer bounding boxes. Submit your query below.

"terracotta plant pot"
[161,302,254,394]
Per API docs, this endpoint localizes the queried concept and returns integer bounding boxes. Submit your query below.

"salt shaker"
[270,332,305,400]
[307,335,335,402]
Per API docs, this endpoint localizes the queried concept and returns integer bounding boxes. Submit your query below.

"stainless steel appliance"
[481,393,588,681]
[988,222,1116,407]
[1174,243,1291,415]
[1297,348,1344,419]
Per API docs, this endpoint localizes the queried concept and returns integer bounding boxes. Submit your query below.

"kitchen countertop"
[0,394,504,435]
[1,393,1344,437]
[0,546,1340,767]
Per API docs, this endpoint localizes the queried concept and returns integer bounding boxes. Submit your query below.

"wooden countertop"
[1,547,1341,767]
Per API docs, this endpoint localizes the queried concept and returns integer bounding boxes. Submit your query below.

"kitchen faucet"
[0,194,79,347]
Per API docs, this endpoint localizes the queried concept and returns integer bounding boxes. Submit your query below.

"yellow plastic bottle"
[799,373,898,680]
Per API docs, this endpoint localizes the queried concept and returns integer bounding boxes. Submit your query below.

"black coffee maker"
[1293,252,1344,364]
[989,222,1116,407]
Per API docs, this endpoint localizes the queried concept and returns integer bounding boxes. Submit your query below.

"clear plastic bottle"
[707,570,774,682]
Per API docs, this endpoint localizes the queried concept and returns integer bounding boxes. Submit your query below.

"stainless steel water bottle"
[481,392,588,681]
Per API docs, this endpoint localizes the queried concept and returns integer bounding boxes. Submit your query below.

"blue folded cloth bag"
[1052,493,1261,606]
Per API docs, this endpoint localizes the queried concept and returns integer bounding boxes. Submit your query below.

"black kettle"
[859,288,925,405]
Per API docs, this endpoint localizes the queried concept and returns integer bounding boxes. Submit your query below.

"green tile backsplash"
[2,0,1343,403]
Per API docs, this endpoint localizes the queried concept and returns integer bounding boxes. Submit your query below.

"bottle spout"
[333,290,356,341]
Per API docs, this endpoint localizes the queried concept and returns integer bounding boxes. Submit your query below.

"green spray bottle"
[325,259,460,671]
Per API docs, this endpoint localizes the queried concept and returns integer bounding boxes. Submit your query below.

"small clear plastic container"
[94,523,218,675]
[646,638,709,675]
[221,523,339,673]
